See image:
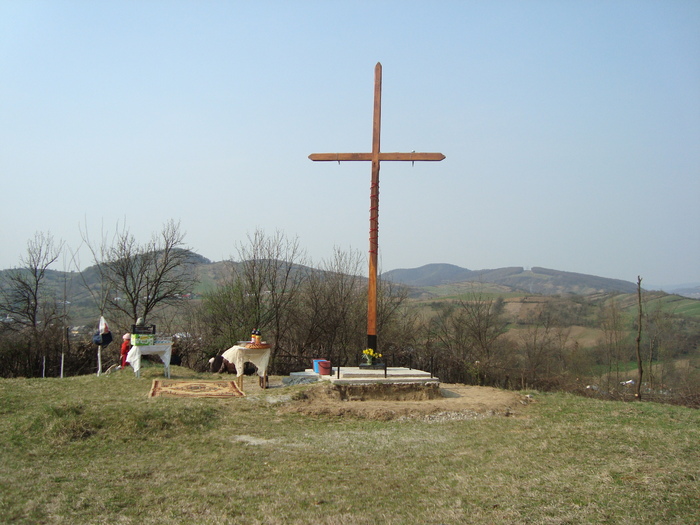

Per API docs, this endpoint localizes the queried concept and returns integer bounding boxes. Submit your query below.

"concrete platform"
[285,366,438,386]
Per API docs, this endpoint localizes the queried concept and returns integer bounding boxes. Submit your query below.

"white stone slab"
[287,366,438,386]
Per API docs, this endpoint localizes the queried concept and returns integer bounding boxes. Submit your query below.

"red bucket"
[318,360,332,375]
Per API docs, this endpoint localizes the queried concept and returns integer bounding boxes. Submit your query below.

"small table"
[126,343,173,378]
[221,344,271,390]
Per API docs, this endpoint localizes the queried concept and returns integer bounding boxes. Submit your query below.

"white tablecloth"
[221,345,271,378]
[126,344,172,378]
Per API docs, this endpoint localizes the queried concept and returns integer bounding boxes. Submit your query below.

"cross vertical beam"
[309,63,445,354]
[368,62,382,352]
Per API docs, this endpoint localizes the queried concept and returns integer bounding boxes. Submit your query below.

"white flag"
[99,316,109,334]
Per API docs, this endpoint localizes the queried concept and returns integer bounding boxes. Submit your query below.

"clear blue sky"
[1,1,698,288]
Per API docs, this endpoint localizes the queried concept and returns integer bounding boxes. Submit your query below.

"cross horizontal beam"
[309,152,445,162]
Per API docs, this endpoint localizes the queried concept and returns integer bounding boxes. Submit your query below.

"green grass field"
[654,295,700,317]
[1,367,698,524]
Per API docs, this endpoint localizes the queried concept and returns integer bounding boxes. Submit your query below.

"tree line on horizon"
[1,224,698,406]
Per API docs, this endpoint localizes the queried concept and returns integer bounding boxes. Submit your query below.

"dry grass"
[1,366,699,524]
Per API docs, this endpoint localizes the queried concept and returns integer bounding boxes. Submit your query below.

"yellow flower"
[362,348,382,364]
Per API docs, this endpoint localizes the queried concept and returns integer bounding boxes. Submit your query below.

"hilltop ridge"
[381,264,639,295]
[3,257,698,311]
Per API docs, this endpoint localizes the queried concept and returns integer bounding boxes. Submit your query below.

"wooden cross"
[309,62,445,353]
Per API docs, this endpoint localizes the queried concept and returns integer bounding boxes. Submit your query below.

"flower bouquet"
[362,348,382,366]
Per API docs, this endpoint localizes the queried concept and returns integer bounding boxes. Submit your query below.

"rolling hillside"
[3,257,698,327]
[382,264,639,295]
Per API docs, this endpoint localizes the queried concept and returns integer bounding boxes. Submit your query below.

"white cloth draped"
[126,344,172,378]
[221,345,271,378]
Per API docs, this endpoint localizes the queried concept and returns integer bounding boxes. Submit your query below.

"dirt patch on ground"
[268,380,532,421]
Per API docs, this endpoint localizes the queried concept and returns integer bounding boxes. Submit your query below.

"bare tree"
[457,292,508,384]
[519,320,554,388]
[427,289,509,385]
[101,220,198,325]
[234,229,308,352]
[0,232,64,377]
[428,302,475,381]
[642,296,676,392]
[197,229,308,368]
[518,305,570,389]
[77,219,114,318]
[281,249,413,369]
[598,296,627,392]
[198,263,250,350]
[375,275,416,365]
[289,247,366,366]
[1,232,64,328]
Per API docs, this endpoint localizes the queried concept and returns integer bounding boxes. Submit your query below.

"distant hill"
[381,264,639,295]
[0,256,685,323]
[380,263,477,287]
[666,285,700,300]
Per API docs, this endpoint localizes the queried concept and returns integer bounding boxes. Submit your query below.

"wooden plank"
[309,152,445,162]
[309,153,373,161]
[372,62,382,162]
[379,152,445,161]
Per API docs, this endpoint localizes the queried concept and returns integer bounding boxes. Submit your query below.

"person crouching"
[120,333,131,368]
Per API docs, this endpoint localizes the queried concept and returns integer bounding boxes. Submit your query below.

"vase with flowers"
[360,348,384,368]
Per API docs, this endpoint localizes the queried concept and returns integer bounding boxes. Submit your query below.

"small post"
[635,276,644,401]
[61,326,68,378]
